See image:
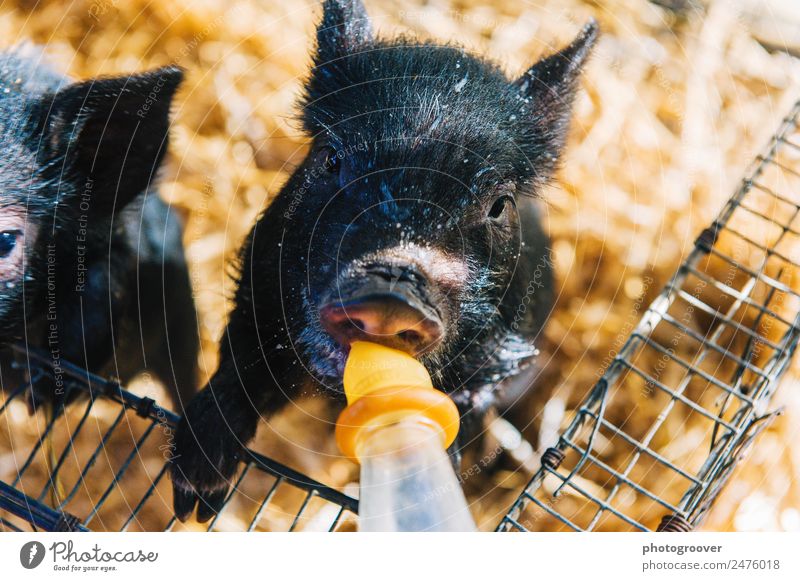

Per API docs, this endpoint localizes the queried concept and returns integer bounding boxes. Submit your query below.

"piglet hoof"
[169,395,246,522]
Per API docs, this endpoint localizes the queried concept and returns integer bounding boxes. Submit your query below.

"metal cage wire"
[0,348,358,532]
[2,99,800,533]
[499,98,800,532]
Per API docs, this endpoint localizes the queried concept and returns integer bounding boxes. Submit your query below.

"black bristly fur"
[0,49,198,412]
[171,0,597,522]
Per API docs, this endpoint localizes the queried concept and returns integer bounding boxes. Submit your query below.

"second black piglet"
[0,49,198,411]
[172,0,596,521]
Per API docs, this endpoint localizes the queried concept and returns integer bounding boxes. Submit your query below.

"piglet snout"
[319,263,444,355]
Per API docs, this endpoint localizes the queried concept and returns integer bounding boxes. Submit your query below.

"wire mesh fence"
[0,347,358,532]
[498,99,800,532]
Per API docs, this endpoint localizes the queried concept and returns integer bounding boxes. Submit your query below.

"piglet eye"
[0,231,20,259]
[487,195,513,222]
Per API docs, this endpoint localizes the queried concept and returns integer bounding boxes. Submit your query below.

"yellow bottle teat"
[342,341,434,403]
[335,341,460,462]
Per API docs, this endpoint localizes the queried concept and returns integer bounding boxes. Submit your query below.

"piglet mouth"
[318,266,445,357]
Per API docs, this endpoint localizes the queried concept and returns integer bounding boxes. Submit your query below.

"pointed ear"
[514,21,597,179]
[515,20,598,104]
[41,66,183,213]
[316,0,374,64]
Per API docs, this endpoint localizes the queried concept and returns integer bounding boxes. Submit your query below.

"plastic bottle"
[335,341,477,532]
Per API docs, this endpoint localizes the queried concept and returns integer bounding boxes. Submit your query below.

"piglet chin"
[332,345,350,377]
[300,336,350,389]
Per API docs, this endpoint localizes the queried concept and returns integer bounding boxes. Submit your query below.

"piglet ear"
[515,20,598,105]
[513,21,597,180]
[41,66,183,213]
[316,0,373,64]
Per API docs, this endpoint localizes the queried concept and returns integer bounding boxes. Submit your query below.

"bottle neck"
[335,384,460,462]
[354,416,444,461]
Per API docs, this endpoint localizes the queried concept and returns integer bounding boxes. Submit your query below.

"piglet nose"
[319,295,444,356]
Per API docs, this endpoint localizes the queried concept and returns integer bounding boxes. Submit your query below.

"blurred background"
[1,0,799,531]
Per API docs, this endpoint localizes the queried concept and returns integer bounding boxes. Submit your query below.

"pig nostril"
[320,298,443,355]
[397,329,423,345]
